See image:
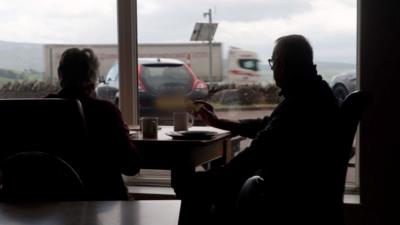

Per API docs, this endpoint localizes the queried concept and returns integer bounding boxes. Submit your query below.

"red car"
[96,58,209,116]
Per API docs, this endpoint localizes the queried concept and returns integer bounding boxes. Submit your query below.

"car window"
[141,64,193,89]
[238,59,259,71]
[106,64,119,82]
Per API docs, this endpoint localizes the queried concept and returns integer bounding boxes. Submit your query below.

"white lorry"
[44,43,262,83]
[226,47,261,84]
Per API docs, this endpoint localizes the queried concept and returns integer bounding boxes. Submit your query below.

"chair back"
[337,91,369,197]
[0,151,84,201]
[0,99,87,201]
[236,175,265,225]
[235,91,369,225]
[0,99,86,160]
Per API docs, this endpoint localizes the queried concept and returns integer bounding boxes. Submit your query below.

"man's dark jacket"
[227,75,342,224]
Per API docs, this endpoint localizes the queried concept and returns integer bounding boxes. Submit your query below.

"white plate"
[166,131,217,140]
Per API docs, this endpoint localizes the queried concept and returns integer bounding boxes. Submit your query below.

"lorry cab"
[227,47,260,84]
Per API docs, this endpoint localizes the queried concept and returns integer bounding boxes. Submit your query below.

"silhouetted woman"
[48,48,140,200]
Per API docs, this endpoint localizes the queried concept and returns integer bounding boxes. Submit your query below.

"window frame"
[122,0,361,194]
[117,0,139,126]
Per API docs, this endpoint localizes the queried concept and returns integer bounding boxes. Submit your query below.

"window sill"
[344,194,360,205]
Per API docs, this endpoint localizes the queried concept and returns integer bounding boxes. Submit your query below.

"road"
[216,108,273,121]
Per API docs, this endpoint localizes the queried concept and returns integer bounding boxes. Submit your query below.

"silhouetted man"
[48,48,140,200]
[179,35,341,225]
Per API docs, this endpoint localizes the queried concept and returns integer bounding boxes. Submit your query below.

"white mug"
[140,117,158,138]
[173,112,194,131]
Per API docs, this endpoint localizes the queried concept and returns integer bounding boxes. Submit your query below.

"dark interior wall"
[359,0,400,224]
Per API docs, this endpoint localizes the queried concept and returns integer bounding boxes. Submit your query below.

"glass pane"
[135,0,358,187]
[0,0,118,98]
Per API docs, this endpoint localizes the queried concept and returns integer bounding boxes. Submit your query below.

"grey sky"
[0,0,357,63]
[138,0,357,63]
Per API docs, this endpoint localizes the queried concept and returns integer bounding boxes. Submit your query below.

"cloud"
[137,0,356,63]
[138,0,312,21]
[0,0,356,63]
[214,0,357,63]
[0,0,117,43]
[136,0,312,42]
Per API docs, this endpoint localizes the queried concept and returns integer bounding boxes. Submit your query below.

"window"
[106,64,119,82]
[0,0,118,99]
[131,0,358,188]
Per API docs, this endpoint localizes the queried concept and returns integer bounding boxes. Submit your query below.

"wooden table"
[0,200,181,225]
[131,126,234,197]
[131,126,234,168]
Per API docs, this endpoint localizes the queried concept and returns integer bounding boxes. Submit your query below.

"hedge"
[0,80,60,98]
[208,83,282,105]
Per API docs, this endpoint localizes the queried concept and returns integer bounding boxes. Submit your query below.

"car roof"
[138,58,185,65]
[331,71,356,85]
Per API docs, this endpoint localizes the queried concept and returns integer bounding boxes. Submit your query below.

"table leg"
[223,138,233,164]
[171,165,195,199]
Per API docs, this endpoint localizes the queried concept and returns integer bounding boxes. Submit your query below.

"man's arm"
[195,101,269,138]
[223,115,284,177]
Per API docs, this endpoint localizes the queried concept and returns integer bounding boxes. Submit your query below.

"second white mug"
[173,112,194,131]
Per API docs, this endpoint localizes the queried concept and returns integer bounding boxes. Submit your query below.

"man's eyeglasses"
[268,58,274,69]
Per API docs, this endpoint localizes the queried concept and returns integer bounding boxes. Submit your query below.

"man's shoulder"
[296,79,337,106]
[275,80,338,117]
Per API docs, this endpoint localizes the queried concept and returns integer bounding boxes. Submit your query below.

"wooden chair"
[0,151,84,201]
[335,91,369,205]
